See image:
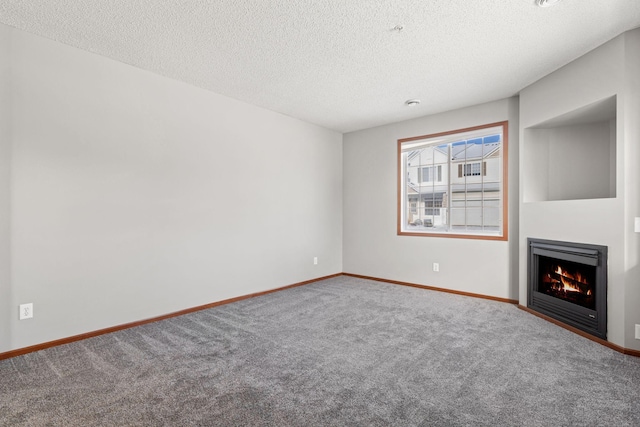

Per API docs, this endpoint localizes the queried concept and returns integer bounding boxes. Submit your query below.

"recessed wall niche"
[523,96,616,202]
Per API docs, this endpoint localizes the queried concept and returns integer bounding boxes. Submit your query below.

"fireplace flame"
[554,265,589,293]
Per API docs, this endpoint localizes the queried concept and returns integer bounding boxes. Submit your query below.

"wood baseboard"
[518,305,640,358]
[0,273,342,361]
[343,273,519,304]
[3,272,638,360]
[345,273,640,358]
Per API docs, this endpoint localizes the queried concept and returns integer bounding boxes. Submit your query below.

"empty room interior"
[2,1,640,425]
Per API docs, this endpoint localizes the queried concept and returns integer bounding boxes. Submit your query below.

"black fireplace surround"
[528,238,607,340]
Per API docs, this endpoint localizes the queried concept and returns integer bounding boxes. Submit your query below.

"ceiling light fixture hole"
[405,99,421,107]
[536,0,561,7]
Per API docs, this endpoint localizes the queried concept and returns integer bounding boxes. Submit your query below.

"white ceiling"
[1,0,639,133]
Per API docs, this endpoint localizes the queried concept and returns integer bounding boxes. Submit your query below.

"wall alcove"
[523,96,616,203]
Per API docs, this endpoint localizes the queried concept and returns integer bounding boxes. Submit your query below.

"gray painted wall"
[622,29,640,350]
[524,121,615,202]
[0,24,11,351]
[1,25,343,353]
[519,28,640,349]
[3,23,638,354]
[343,98,520,301]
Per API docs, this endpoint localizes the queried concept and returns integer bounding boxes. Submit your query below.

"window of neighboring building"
[420,165,442,183]
[398,121,508,240]
[424,198,442,216]
[460,162,485,177]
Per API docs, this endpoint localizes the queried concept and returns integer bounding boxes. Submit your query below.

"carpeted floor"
[2,275,640,426]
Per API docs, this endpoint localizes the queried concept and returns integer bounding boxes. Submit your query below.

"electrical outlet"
[635,324,640,340]
[19,303,33,320]
[313,257,318,265]
[433,263,439,272]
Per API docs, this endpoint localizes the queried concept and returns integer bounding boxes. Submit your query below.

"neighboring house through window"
[420,165,442,182]
[398,122,508,240]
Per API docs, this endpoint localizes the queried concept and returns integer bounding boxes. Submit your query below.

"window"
[419,165,442,182]
[459,162,485,177]
[424,198,442,216]
[398,121,508,240]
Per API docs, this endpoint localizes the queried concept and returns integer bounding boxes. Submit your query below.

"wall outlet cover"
[19,303,33,320]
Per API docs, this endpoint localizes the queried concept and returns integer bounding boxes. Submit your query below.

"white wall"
[0,24,11,350]
[623,29,640,350]
[546,123,613,201]
[343,98,519,300]
[519,29,640,349]
[4,23,638,355]
[1,25,343,353]
[524,121,615,202]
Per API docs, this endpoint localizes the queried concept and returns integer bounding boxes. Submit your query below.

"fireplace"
[528,238,607,340]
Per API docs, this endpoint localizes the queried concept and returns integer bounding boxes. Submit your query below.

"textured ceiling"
[1,0,639,133]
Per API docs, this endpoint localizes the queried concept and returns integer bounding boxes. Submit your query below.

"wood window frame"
[397,121,509,241]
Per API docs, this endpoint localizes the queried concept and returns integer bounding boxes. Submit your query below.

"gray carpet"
[2,276,640,426]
